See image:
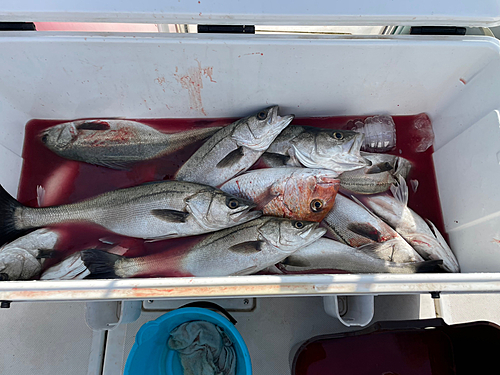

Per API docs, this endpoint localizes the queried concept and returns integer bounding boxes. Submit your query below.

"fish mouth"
[342,134,371,167]
[298,222,320,239]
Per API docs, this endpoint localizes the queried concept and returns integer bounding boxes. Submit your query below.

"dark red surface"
[17,115,445,273]
[294,330,456,375]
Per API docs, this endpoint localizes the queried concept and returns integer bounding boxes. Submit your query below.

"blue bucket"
[124,302,252,375]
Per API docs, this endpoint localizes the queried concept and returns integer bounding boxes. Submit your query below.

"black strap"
[178,301,237,325]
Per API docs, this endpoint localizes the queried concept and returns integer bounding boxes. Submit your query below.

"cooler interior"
[0,32,499,279]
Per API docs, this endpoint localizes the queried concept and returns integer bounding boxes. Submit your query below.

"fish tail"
[405,259,444,273]
[81,249,122,278]
[0,184,26,245]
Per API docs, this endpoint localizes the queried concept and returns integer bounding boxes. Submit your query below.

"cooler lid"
[1,0,500,27]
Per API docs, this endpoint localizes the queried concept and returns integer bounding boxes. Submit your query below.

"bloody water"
[17,115,445,275]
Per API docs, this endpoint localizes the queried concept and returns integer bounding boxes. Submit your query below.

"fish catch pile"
[0,106,458,281]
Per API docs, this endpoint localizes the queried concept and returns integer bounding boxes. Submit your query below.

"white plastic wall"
[0,32,500,299]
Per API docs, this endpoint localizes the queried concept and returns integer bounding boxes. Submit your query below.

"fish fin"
[230,265,259,276]
[346,222,382,242]
[425,219,449,247]
[390,175,409,206]
[216,147,245,168]
[259,152,290,168]
[93,158,134,171]
[228,241,263,254]
[36,250,56,259]
[151,209,190,223]
[0,184,25,246]
[81,249,121,278]
[409,259,445,273]
[76,121,111,131]
[36,185,45,207]
[0,273,10,281]
[365,162,394,174]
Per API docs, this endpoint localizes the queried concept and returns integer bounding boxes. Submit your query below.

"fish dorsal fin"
[151,209,190,223]
[228,240,263,254]
[390,175,409,206]
[76,121,111,131]
[216,147,245,168]
[36,185,46,207]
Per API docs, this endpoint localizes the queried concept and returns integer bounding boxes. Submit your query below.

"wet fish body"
[264,125,369,172]
[281,238,443,274]
[323,194,423,263]
[176,106,294,187]
[0,229,60,280]
[0,181,260,244]
[40,119,221,170]
[82,217,326,278]
[356,184,459,272]
[220,168,340,222]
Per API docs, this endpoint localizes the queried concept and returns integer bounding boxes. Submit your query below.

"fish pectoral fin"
[228,241,264,254]
[346,222,382,242]
[229,265,259,276]
[390,175,409,206]
[260,152,290,167]
[76,121,111,131]
[255,187,280,210]
[216,147,245,168]
[151,209,190,223]
[365,162,394,174]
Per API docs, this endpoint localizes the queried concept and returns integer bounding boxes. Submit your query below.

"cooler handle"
[178,301,238,325]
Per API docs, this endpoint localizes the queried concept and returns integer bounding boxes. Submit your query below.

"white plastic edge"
[1,0,500,27]
[1,273,500,301]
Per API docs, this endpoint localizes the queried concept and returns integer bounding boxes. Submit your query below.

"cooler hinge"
[197,25,255,34]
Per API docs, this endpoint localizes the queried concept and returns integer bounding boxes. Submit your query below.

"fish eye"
[257,111,268,121]
[41,134,48,144]
[310,199,324,212]
[227,198,240,209]
[333,132,344,140]
[293,221,305,229]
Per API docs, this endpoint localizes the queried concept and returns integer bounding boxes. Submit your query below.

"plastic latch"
[0,22,35,31]
[197,25,255,34]
[410,26,466,35]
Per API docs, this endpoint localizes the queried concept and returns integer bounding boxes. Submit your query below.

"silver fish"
[323,194,423,263]
[264,125,369,172]
[339,152,412,195]
[0,181,260,244]
[81,217,326,278]
[175,106,294,187]
[0,229,60,280]
[40,119,221,170]
[281,238,443,274]
[356,178,460,272]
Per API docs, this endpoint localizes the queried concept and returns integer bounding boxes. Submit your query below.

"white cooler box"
[1,1,500,305]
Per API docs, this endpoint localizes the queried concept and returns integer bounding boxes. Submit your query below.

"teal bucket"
[124,302,252,375]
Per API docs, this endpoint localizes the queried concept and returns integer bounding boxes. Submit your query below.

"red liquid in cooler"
[17,115,445,273]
